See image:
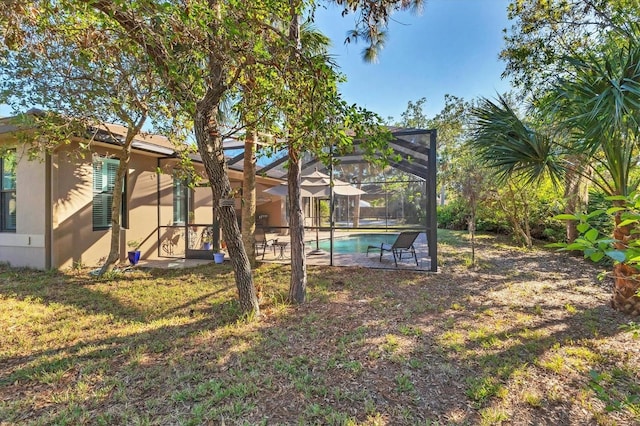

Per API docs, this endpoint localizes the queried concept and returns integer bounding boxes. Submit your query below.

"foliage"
[589,369,640,414]
[502,0,639,93]
[472,17,640,246]
[200,227,214,244]
[542,35,640,198]
[489,22,640,203]
[332,0,424,63]
[0,2,181,274]
[396,97,429,128]
[127,240,141,250]
[439,173,566,245]
[437,200,470,230]
[470,95,565,187]
[586,190,615,237]
[548,193,640,269]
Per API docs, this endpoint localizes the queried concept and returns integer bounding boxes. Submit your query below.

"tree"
[473,27,640,314]
[458,151,486,266]
[3,0,422,313]
[470,94,589,246]
[280,5,390,303]
[79,0,290,315]
[332,0,424,63]
[397,97,429,129]
[502,0,638,94]
[426,95,471,206]
[0,3,169,274]
[548,32,640,314]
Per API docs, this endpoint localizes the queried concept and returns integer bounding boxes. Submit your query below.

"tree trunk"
[84,0,258,315]
[242,130,258,271]
[99,152,127,274]
[564,159,589,243]
[612,213,640,316]
[288,144,307,303]
[195,94,259,316]
[99,116,145,275]
[612,263,640,315]
[286,0,307,304]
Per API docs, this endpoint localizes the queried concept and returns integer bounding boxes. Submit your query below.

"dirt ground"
[1,232,639,425]
[247,234,639,424]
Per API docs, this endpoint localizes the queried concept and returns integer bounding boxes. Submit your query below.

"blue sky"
[0,0,513,122]
[314,0,513,122]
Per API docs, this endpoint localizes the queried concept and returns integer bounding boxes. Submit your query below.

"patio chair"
[255,227,276,259]
[366,231,421,267]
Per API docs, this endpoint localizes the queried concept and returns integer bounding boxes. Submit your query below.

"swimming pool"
[316,233,399,254]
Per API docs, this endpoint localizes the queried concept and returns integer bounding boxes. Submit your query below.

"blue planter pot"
[213,252,225,264]
[203,242,211,250]
[127,250,141,265]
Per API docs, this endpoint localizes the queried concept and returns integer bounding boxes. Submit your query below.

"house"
[0,116,286,270]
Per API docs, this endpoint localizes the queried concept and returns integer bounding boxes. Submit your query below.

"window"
[93,157,126,230]
[172,175,192,225]
[0,151,16,232]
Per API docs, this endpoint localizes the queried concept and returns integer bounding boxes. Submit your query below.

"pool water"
[316,233,399,254]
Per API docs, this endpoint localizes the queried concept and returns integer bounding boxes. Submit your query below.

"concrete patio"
[135,231,432,271]
[259,231,432,271]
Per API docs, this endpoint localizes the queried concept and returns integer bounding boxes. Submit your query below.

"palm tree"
[470,95,573,248]
[471,32,640,314]
[551,36,640,315]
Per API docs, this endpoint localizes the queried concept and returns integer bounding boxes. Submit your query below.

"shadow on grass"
[283,253,632,423]
[0,263,251,386]
[0,266,149,322]
[0,296,248,386]
[1,234,637,424]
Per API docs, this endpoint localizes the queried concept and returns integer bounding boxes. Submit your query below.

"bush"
[437,201,467,230]
[439,178,565,242]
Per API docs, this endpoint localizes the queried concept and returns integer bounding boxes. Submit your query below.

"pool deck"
[137,231,433,272]
[260,231,433,271]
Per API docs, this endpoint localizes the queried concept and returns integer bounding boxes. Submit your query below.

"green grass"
[0,230,638,424]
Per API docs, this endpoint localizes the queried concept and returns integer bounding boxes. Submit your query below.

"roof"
[0,114,435,181]
[255,127,435,180]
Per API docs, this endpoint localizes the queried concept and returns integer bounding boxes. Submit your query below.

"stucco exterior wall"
[52,146,113,269]
[0,147,47,269]
[0,131,286,270]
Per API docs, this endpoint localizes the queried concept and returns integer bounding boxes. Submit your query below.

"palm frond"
[546,35,640,196]
[470,95,565,186]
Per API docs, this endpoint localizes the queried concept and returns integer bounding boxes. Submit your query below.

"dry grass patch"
[0,230,638,425]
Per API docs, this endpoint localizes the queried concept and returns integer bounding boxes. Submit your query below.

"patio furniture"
[255,228,275,259]
[366,231,420,267]
[273,240,289,260]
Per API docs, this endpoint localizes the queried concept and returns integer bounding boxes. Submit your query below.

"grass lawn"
[1,230,638,425]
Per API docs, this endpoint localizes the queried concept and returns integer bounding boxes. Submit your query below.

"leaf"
[605,250,626,263]
[565,242,589,251]
[576,222,590,233]
[545,242,566,248]
[605,195,628,201]
[553,214,578,220]
[584,228,599,242]
[586,209,606,219]
[589,251,604,262]
[606,206,626,214]
[617,219,639,227]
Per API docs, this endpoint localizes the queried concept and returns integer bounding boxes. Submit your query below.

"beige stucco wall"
[51,143,196,269]
[0,147,48,269]
[52,145,112,269]
[0,131,286,269]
